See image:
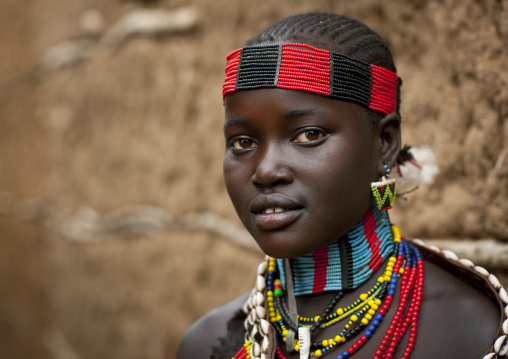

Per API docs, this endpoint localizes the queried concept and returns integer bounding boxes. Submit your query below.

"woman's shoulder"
[176,292,249,359]
[415,239,505,307]
[411,240,508,359]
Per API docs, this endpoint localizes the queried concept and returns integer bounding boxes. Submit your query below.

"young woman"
[177,12,508,359]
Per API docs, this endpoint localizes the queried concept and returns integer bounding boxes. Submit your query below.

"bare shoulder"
[410,246,503,359]
[176,292,249,359]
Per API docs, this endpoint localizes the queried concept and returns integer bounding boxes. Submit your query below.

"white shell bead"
[428,245,440,253]
[261,354,267,359]
[253,342,261,357]
[474,265,490,277]
[482,353,495,359]
[256,276,266,291]
[257,261,268,275]
[251,324,259,339]
[494,335,507,353]
[489,274,502,289]
[249,345,257,359]
[459,258,475,268]
[256,306,266,319]
[499,287,508,305]
[260,319,270,335]
[250,310,258,324]
[503,319,508,335]
[262,336,269,351]
[256,292,265,306]
[412,238,424,246]
[442,249,459,261]
[504,305,508,318]
[500,338,508,356]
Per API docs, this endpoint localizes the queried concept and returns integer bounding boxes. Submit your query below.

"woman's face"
[223,88,381,258]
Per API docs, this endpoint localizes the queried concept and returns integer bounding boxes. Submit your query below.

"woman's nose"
[251,145,293,187]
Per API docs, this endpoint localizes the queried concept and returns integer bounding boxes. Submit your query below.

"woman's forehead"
[223,88,374,137]
[225,88,369,121]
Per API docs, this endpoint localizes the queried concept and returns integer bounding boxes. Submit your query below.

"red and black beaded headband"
[223,43,401,115]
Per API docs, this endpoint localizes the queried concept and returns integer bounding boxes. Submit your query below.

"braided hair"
[246,12,396,73]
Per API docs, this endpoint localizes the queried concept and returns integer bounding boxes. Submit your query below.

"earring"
[371,163,397,211]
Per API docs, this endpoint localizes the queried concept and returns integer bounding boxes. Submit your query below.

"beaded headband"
[223,43,401,115]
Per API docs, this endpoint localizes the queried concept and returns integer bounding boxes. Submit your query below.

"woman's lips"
[253,208,304,230]
[249,194,304,230]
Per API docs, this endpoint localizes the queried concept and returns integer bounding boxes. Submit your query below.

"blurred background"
[0,0,507,358]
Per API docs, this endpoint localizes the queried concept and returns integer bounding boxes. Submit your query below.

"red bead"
[360,335,368,342]
[352,344,359,351]
[347,347,354,354]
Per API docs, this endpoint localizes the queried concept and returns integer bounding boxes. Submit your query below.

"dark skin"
[223,89,391,259]
[176,88,500,359]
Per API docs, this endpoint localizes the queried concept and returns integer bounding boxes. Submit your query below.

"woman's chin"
[255,239,318,259]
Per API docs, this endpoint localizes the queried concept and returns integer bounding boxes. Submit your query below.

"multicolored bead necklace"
[267,226,400,358]
[276,205,394,296]
[233,207,425,359]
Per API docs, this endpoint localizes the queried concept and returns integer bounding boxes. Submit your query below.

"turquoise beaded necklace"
[276,203,394,296]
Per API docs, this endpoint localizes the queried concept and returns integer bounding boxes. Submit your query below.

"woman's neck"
[276,203,394,295]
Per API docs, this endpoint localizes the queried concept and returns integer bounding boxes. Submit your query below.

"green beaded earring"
[371,163,397,211]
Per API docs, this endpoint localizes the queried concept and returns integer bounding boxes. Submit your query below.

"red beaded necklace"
[234,234,425,359]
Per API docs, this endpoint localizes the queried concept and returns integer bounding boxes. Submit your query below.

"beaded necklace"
[268,226,404,358]
[233,217,425,359]
[276,205,394,295]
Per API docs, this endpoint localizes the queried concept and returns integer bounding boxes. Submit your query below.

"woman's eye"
[293,129,325,143]
[231,138,256,150]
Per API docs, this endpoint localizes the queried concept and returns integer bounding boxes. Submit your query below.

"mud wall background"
[0,0,507,358]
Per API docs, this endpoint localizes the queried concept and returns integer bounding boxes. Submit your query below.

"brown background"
[0,0,507,358]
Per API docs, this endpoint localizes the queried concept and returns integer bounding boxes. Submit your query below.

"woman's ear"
[376,112,401,173]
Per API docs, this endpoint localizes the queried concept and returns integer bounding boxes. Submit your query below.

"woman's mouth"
[250,195,304,230]
[261,207,285,213]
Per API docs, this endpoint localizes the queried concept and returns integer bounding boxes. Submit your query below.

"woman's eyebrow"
[281,108,319,120]
[224,117,248,130]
